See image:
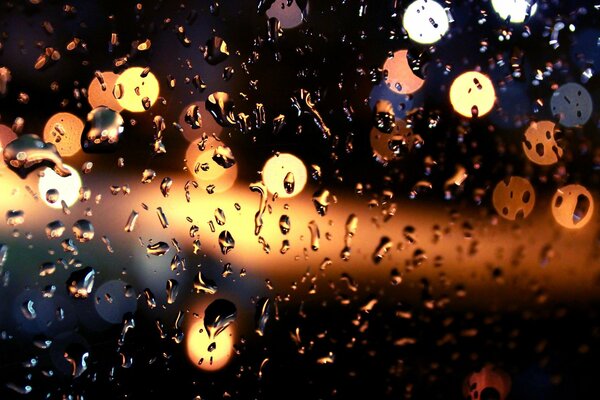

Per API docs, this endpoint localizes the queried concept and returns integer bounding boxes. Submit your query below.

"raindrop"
[203,298,237,340]
[45,220,65,239]
[81,107,124,153]
[204,36,229,65]
[218,230,235,254]
[72,219,95,242]
[250,181,269,235]
[308,220,320,251]
[194,271,218,294]
[3,134,71,179]
[212,145,236,169]
[283,172,295,194]
[147,241,170,256]
[166,279,179,304]
[255,297,272,336]
[66,266,96,299]
[160,177,172,197]
[373,237,393,264]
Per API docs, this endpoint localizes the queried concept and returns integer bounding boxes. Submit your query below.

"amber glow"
[87,71,123,112]
[185,137,237,193]
[551,184,594,229]
[115,67,160,112]
[492,176,535,221]
[383,50,425,95]
[38,165,82,208]
[42,112,84,157]
[179,101,224,142]
[449,71,496,118]
[261,153,308,198]
[186,316,235,371]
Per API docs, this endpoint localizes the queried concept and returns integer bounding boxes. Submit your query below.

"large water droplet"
[194,271,217,294]
[218,230,235,254]
[147,241,170,256]
[204,298,237,340]
[206,92,236,126]
[72,219,95,242]
[66,266,96,299]
[81,107,124,153]
[204,36,229,65]
[212,145,236,169]
[3,134,71,179]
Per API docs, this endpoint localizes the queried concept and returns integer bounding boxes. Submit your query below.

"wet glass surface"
[1,0,600,398]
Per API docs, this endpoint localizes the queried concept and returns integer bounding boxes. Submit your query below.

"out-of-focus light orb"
[550,83,593,128]
[0,124,18,165]
[449,71,496,118]
[262,153,308,198]
[179,101,224,142]
[94,280,137,324]
[185,137,237,193]
[522,120,563,165]
[551,184,594,229]
[43,112,84,157]
[115,67,159,112]
[403,0,449,44]
[492,176,535,220]
[266,0,307,29]
[383,50,425,95]
[87,71,123,112]
[186,318,234,371]
[38,164,81,209]
[491,0,538,24]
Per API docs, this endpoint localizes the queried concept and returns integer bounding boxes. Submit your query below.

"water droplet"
[280,239,290,254]
[373,237,393,264]
[218,230,235,254]
[279,215,291,234]
[81,107,124,153]
[143,288,157,309]
[160,177,172,197]
[250,181,269,235]
[147,241,170,256]
[283,172,295,194]
[6,210,24,226]
[204,36,229,65]
[255,297,272,336]
[203,298,237,340]
[3,134,71,179]
[206,92,236,126]
[212,145,236,169]
[156,207,169,228]
[118,313,135,346]
[312,188,336,216]
[194,271,218,294]
[341,214,358,261]
[72,219,95,242]
[166,279,179,304]
[21,299,36,320]
[39,261,56,276]
[124,210,139,232]
[214,208,226,226]
[308,220,320,251]
[185,104,203,129]
[64,342,89,378]
[141,168,156,184]
[66,266,96,299]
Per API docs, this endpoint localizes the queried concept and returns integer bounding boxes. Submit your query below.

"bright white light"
[38,165,82,209]
[491,0,538,24]
[403,0,450,44]
[262,153,308,198]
